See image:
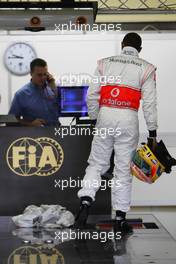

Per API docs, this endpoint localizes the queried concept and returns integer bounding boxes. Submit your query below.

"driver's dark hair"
[122,32,142,52]
[30,58,47,72]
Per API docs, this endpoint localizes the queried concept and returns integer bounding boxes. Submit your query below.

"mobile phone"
[46,72,56,89]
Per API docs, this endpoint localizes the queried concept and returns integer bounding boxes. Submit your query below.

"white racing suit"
[78,46,157,212]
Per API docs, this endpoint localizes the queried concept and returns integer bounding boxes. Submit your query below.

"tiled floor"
[131,207,176,240]
[0,214,176,263]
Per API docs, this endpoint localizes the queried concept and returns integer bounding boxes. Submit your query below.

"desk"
[0,127,111,215]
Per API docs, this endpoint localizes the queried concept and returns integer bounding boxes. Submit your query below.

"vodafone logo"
[110,87,120,98]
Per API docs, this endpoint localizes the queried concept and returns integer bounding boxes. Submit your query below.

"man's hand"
[147,137,157,152]
[47,72,56,89]
[31,119,46,127]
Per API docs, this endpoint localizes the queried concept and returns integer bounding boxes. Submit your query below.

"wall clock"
[4,42,37,75]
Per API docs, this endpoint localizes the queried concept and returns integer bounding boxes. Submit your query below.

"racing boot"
[114,210,133,235]
[74,196,93,229]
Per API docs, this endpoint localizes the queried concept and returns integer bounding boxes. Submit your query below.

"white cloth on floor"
[12,204,75,228]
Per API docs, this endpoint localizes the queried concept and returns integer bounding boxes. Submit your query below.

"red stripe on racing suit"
[99,85,141,111]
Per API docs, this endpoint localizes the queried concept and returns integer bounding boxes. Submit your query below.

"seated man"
[9,58,60,127]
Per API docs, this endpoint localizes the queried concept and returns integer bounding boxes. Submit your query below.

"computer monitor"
[59,86,89,117]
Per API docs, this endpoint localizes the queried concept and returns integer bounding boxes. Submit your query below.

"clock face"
[4,42,37,76]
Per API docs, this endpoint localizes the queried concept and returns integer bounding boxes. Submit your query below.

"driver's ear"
[121,42,124,49]
[138,46,142,53]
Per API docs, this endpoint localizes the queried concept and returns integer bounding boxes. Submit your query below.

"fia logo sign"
[6,137,64,176]
[8,245,65,264]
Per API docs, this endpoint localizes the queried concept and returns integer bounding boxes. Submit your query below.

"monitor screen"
[59,86,89,117]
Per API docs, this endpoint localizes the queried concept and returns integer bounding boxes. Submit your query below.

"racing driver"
[75,32,158,233]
